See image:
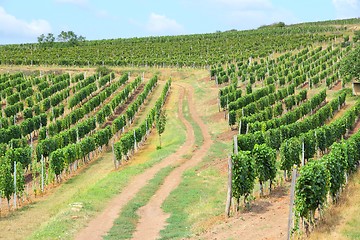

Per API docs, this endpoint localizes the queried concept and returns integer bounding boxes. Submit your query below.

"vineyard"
[0,18,360,240]
[0,68,172,203]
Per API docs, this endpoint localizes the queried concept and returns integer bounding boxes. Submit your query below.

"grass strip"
[104,166,175,240]
[159,139,231,239]
[182,96,204,148]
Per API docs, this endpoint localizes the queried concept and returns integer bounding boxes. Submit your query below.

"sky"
[0,0,359,44]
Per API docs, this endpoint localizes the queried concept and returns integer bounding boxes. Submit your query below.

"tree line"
[38,31,86,47]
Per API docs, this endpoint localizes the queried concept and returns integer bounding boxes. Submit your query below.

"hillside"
[0,18,359,67]
[0,18,360,240]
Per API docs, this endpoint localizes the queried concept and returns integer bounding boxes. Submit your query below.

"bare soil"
[193,186,290,240]
[132,82,213,239]
[3,65,355,240]
[331,80,342,91]
[76,78,293,240]
[102,83,145,127]
[75,84,197,240]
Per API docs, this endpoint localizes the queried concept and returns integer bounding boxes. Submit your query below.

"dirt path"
[194,186,290,240]
[132,83,213,240]
[75,84,196,240]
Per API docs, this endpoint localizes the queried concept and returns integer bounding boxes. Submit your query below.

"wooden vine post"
[134,130,137,152]
[225,135,238,217]
[234,135,239,155]
[301,140,305,166]
[41,155,44,192]
[225,155,232,218]
[13,161,17,209]
[287,165,298,240]
[111,142,117,169]
[217,92,221,112]
[238,120,242,134]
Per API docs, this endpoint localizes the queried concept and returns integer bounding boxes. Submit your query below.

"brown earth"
[193,186,290,240]
[331,80,342,91]
[3,65,354,240]
[75,83,197,240]
[76,77,293,240]
[132,82,213,239]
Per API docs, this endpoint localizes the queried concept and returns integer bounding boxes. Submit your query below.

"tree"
[156,110,167,149]
[258,22,286,29]
[57,30,69,42]
[57,30,86,46]
[45,33,55,46]
[38,33,55,47]
[37,34,45,44]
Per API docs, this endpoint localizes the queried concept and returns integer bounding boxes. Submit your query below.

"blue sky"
[0,0,359,44]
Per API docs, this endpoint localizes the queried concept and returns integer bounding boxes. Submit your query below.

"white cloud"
[146,13,184,35]
[0,6,51,38]
[332,0,360,18]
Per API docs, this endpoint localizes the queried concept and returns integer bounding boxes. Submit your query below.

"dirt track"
[132,83,213,239]
[193,186,290,240]
[76,83,207,239]
[76,78,293,240]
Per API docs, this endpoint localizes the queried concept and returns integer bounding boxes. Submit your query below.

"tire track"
[132,83,213,240]
[75,84,195,240]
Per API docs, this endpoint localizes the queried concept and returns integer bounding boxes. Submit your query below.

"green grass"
[28,152,177,240]
[104,166,175,240]
[159,140,231,239]
[157,77,232,239]
[182,97,203,147]
[102,77,208,240]
[27,95,187,240]
[189,78,230,139]
[342,220,360,240]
